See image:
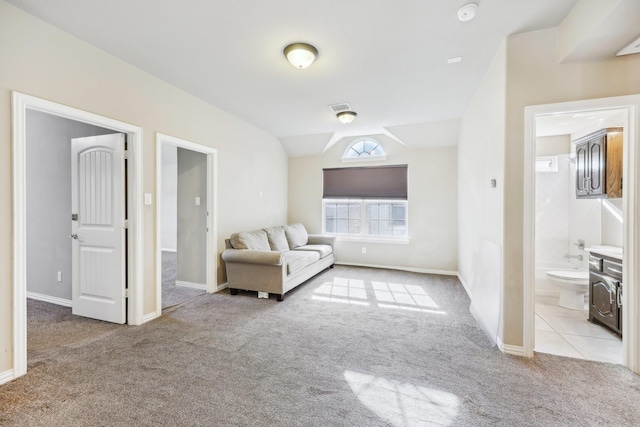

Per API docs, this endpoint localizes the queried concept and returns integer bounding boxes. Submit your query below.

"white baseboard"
[161,248,177,253]
[335,262,458,277]
[457,273,472,299]
[497,335,526,357]
[217,282,228,292]
[141,311,160,324]
[26,292,72,307]
[175,280,207,290]
[0,369,15,386]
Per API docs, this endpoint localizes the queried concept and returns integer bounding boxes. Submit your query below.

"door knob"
[70,233,78,239]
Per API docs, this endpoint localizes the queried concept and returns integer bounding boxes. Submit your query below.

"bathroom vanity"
[586,246,623,336]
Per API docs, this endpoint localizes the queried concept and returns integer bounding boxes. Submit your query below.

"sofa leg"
[277,294,284,302]
[330,264,334,269]
[230,288,238,295]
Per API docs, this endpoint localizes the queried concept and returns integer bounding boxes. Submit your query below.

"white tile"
[535,314,554,332]
[562,334,623,364]
[535,330,584,359]
[542,315,619,340]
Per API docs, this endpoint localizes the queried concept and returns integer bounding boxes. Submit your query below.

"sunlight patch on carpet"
[344,370,460,426]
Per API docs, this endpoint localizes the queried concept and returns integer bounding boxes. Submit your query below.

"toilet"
[546,270,590,310]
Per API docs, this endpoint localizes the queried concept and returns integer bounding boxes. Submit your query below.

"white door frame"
[524,94,640,373]
[155,133,218,315]
[11,92,145,380]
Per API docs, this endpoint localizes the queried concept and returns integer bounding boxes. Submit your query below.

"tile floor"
[535,294,622,364]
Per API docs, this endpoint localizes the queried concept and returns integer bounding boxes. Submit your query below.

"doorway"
[523,95,640,373]
[11,92,144,381]
[155,133,218,314]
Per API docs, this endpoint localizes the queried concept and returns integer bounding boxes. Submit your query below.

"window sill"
[333,236,410,245]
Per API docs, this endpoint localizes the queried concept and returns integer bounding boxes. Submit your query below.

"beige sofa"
[222,223,335,301]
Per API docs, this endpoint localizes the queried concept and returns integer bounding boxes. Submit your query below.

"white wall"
[26,110,115,301]
[0,1,288,375]
[288,136,458,273]
[161,144,177,252]
[458,41,506,343]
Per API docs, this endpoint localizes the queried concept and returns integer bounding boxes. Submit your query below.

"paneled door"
[71,133,126,324]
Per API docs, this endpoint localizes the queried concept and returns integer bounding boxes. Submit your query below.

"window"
[323,199,408,238]
[322,164,408,240]
[342,138,387,162]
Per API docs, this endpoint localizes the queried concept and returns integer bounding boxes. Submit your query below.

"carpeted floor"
[162,250,206,309]
[2,265,639,426]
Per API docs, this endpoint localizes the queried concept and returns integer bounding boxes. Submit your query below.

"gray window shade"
[323,165,408,199]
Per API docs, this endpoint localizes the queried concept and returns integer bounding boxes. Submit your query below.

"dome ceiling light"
[283,43,318,69]
[337,111,358,124]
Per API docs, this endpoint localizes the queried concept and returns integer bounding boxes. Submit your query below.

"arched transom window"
[342,138,387,161]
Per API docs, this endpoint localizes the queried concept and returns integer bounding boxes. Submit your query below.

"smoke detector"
[457,3,478,22]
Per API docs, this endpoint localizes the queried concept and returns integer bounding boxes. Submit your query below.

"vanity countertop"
[585,245,623,262]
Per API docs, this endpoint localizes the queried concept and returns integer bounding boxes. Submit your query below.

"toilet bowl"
[546,270,589,310]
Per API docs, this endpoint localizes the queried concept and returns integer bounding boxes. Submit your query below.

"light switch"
[195,197,201,206]
[144,193,152,205]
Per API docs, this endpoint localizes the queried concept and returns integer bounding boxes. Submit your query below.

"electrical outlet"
[362,247,367,254]
[57,271,62,282]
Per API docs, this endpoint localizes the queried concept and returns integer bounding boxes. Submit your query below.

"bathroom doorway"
[523,94,640,373]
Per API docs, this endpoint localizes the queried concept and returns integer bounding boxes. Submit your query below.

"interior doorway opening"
[11,92,144,381]
[155,133,218,314]
[524,94,640,374]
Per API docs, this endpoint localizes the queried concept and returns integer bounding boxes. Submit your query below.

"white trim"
[524,95,640,373]
[11,91,145,380]
[155,133,218,318]
[336,236,411,245]
[142,311,160,323]
[217,282,229,292]
[26,292,72,307]
[161,248,177,253]
[457,273,472,299]
[0,369,15,386]
[341,155,388,163]
[335,262,458,276]
[175,281,207,290]
[497,335,526,357]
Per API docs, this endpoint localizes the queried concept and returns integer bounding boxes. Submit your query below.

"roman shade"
[323,165,408,199]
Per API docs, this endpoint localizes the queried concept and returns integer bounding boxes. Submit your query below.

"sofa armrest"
[307,234,336,248]
[222,249,284,266]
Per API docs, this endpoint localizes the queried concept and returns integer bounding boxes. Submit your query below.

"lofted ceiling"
[6,0,591,155]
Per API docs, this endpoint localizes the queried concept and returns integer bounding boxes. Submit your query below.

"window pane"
[337,219,349,234]
[349,203,361,219]
[366,204,378,219]
[325,218,336,233]
[392,220,406,236]
[349,219,361,234]
[337,204,349,218]
[368,219,379,235]
[325,204,336,219]
[379,220,392,236]
[379,204,391,220]
[392,205,406,220]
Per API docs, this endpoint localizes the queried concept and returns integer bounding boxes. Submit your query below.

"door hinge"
[123,150,129,159]
[123,220,129,229]
[124,288,129,298]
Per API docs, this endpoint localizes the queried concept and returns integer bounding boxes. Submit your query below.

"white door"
[71,133,126,324]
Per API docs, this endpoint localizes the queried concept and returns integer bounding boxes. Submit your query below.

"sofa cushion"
[284,223,309,249]
[293,244,333,259]
[230,229,270,251]
[284,250,320,275]
[265,226,290,252]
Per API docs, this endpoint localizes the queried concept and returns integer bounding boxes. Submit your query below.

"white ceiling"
[8,0,583,155]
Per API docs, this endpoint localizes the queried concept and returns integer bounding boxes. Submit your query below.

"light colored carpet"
[2,265,639,426]
[162,250,205,309]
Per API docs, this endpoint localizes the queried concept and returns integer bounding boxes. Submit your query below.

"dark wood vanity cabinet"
[575,127,623,198]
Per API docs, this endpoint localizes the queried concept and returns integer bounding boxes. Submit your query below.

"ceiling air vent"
[617,35,640,56]
[328,103,352,113]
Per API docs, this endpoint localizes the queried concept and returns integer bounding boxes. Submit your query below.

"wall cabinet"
[575,127,623,199]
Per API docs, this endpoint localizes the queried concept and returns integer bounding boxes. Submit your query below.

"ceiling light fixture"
[457,3,478,22]
[283,43,318,69]
[337,111,357,124]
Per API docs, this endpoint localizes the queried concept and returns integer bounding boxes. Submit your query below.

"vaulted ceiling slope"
[8,0,635,156]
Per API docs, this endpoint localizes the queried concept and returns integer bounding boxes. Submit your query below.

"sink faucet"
[564,253,583,261]
[573,239,585,250]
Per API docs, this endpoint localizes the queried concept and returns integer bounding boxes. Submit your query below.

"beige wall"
[0,1,288,375]
[502,28,640,346]
[458,41,506,340]
[288,137,458,273]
